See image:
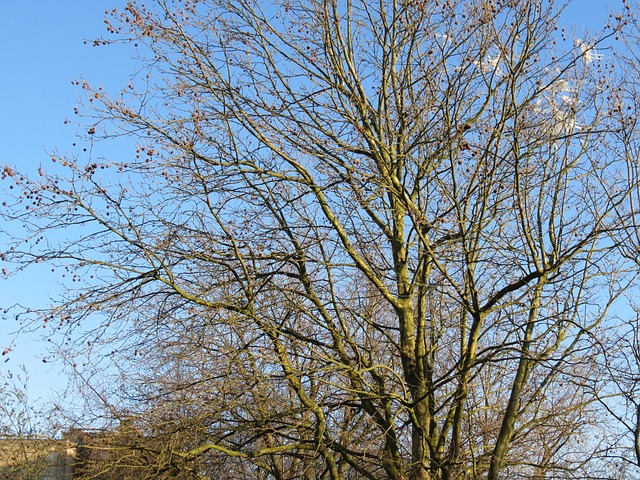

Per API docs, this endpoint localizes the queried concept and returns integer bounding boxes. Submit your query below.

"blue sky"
[0,0,625,412]
[0,1,132,171]
[0,1,132,406]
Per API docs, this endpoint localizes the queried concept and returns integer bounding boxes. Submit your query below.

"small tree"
[0,368,68,479]
[3,0,640,479]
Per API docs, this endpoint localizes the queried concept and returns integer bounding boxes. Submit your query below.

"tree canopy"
[4,0,640,479]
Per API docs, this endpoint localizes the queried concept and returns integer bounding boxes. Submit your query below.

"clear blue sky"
[0,1,132,406]
[0,0,624,412]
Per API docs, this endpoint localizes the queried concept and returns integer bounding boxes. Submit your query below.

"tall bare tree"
[2,0,640,478]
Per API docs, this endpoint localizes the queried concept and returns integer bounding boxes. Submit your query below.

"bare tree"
[2,0,640,479]
[0,368,72,479]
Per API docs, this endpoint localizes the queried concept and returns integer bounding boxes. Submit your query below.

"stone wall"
[0,437,76,480]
